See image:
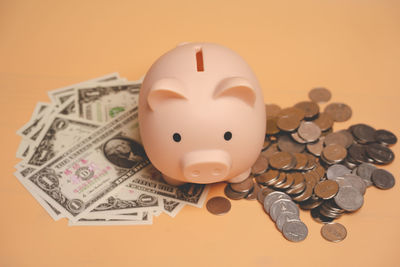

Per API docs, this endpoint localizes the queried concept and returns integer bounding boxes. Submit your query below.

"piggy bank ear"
[213,77,256,107]
[147,78,187,111]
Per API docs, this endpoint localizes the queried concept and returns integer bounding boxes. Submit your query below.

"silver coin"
[371,169,396,190]
[263,191,291,214]
[342,173,367,195]
[298,121,321,143]
[326,164,351,180]
[334,186,364,211]
[357,163,377,187]
[276,211,300,232]
[270,199,299,222]
[282,220,308,242]
[331,175,366,196]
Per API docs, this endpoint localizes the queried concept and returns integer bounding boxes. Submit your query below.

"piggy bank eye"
[224,131,232,141]
[173,133,181,142]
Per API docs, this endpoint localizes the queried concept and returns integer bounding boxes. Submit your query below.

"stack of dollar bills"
[14,73,209,226]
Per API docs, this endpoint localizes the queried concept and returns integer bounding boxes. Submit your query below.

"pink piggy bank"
[138,42,266,185]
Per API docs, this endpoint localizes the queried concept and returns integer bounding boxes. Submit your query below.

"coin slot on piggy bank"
[138,42,266,185]
[195,47,204,72]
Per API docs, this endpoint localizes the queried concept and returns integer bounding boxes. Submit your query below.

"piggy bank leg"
[162,174,186,186]
[227,168,251,183]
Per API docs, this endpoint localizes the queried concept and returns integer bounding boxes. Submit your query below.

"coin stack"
[223,87,397,242]
[263,191,308,242]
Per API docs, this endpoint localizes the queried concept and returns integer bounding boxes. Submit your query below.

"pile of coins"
[263,191,308,242]
[215,87,397,242]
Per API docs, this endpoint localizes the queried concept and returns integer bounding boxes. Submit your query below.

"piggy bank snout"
[182,150,231,183]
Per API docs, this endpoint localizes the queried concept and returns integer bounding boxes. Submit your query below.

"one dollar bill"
[21,107,148,222]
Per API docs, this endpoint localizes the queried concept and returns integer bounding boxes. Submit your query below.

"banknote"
[84,211,142,220]
[126,164,210,208]
[25,114,100,168]
[17,106,51,139]
[20,107,148,222]
[88,183,160,216]
[15,74,200,224]
[75,80,140,123]
[58,99,76,117]
[68,212,152,226]
[47,72,121,105]
[14,171,63,221]
[161,198,186,218]
[24,98,81,143]
[16,102,51,138]
[153,209,162,217]
[16,138,31,159]
[15,162,36,178]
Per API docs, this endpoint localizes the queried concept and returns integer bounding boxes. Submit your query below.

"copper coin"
[321,223,347,242]
[324,102,352,122]
[308,87,332,103]
[322,144,347,164]
[313,112,334,131]
[265,104,281,117]
[287,180,307,195]
[266,117,280,135]
[245,183,260,200]
[299,197,323,210]
[287,172,305,188]
[261,143,279,159]
[230,176,254,193]
[285,173,305,194]
[291,131,308,144]
[314,180,339,199]
[269,151,295,170]
[224,184,247,200]
[262,138,271,151]
[277,115,301,132]
[256,169,280,185]
[292,184,313,202]
[293,153,309,170]
[307,137,324,156]
[278,107,305,121]
[303,171,319,188]
[294,101,320,120]
[321,128,333,137]
[206,196,231,215]
[304,153,318,170]
[324,131,350,148]
[278,134,305,153]
[337,129,354,148]
[279,172,295,189]
[272,172,287,188]
[251,155,269,175]
[314,164,326,178]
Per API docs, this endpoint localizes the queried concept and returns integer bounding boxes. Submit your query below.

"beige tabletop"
[1,1,400,266]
